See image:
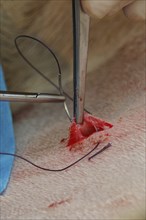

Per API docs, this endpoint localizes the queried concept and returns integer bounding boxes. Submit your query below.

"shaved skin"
[1,33,145,220]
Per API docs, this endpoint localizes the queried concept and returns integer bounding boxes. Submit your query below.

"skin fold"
[0,1,145,219]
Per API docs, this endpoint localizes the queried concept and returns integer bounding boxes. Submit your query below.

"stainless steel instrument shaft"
[72,0,90,124]
[0,91,65,103]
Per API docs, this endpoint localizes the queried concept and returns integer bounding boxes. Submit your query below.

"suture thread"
[0,143,100,172]
[88,143,112,161]
[15,35,90,121]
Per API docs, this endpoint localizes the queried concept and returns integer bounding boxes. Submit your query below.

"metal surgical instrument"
[0,91,65,103]
[72,0,90,124]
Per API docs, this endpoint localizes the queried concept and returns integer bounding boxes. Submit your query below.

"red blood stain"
[48,198,70,208]
[67,112,113,149]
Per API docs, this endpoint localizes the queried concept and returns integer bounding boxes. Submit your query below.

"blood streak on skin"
[48,198,70,208]
[67,112,113,149]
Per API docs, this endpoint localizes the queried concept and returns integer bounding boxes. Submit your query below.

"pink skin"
[1,36,145,219]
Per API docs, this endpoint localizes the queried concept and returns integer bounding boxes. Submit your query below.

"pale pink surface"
[1,35,145,219]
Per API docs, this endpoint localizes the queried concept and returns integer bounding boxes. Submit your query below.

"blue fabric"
[0,65,15,194]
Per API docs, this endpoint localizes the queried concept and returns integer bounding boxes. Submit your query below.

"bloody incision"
[67,112,113,147]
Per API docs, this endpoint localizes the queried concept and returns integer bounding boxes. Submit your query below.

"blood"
[48,198,70,208]
[67,112,113,149]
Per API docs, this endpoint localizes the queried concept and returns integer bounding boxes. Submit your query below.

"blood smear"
[67,112,113,148]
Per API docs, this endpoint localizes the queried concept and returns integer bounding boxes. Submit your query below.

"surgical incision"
[67,112,113,148]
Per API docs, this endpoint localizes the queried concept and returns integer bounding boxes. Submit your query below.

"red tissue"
[67,112,113,147]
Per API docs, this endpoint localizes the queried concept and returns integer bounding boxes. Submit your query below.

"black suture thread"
[15,35,71,121]
[0,142,99,172]
[88,143,112,161]
[15,35,62,94]
[15,35,90,114]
